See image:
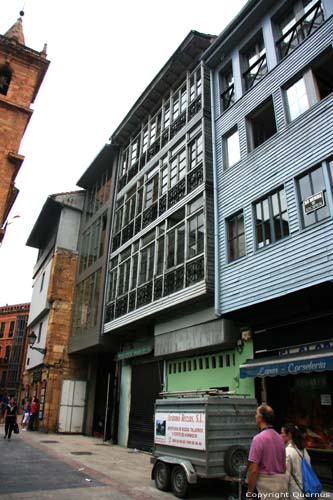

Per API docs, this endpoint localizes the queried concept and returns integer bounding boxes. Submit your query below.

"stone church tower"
[0,15,49,243]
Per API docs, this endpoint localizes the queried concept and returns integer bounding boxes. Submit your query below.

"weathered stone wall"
[36,248,87,433]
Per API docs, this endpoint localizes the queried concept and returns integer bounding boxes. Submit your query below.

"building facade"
[0,302,29,399]
[0,16,49,243]
[68,145,118,437]
[205,0,333,483]
[22,191,86,432]
[102,31,253,451]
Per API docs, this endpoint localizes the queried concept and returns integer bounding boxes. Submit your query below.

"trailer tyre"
[224,445,248,477]
[171,465,189,498]
[154,461,171,491]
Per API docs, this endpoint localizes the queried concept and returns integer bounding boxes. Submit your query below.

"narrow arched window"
[0,64,12,96]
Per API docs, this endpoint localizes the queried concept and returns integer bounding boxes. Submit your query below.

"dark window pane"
[227,212,245,261]
[255,187,289,248]
[177,226,185,265]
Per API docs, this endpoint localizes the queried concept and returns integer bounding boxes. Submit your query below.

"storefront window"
[267,373,333,450]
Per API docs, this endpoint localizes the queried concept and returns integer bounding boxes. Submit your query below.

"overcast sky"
[0,0,247,306]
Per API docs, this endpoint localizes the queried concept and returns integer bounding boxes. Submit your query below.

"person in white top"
[281,423,311,497]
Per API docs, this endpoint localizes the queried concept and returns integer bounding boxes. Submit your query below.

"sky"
[0,0,247,306]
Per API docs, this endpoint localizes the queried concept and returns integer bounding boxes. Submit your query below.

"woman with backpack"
[281,423,311,496]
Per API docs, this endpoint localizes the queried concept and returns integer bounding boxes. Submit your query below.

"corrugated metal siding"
[214,17,333,137]
[221,221,333,312]
[218,98,333,214]
[212,16,333,314]
[218,98,333,312]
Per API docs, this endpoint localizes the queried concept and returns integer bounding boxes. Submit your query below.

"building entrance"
[128,361,163,451]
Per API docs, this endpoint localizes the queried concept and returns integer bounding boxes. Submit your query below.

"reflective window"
[227,212,246,262]
[286,77,310,121]
[189,134,203,170]
[188,212,204,259]
[254,187,289,248]
[224,128,240,169]
[298,165,329,227]
[242,34,267,90]
[220,63,235,112]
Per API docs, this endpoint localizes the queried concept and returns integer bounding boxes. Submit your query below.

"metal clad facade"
[211,10,333,314]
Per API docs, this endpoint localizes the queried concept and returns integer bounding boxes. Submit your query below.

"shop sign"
[240,353,333,378]
[304,191,325,214]
[115,345,153,360]
[257,359,328,377]
[155,411,206,450]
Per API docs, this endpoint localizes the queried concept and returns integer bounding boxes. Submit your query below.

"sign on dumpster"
[154,411,206,450]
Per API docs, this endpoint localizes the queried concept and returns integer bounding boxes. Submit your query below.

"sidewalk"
[18,428,168,500]
[4,426,333,500]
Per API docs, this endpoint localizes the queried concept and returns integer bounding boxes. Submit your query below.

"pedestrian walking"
[21,398,31,430]
[3,397,18,440]
[0,392,9,424]
[28,397,38,431]
[281,423,311,497]
[247,404,288,498]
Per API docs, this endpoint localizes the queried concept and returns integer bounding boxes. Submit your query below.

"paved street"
[1,425,332,500]
[0,425,240,500]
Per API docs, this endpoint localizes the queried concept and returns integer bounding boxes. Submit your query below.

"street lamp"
[27,331,46,355]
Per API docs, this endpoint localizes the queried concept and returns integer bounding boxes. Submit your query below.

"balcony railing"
[221,84,235,111]
[243,54,268,90]
[276,1,324,59]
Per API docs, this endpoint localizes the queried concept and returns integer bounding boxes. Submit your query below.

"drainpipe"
[210,69,221,317]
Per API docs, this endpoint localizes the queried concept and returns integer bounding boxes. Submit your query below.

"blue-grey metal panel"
[211,16,333,314]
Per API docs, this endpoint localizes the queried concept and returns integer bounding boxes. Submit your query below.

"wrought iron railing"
[137,281,153,308]
[154,277,163,300]
[115,295,128,318]
[142,202,158,229]
[164,266,185,296]
[188,164,203,193]
[221,84,235,111]
[186,255,204,286]
[276,1,324,59]
[168,178,186,208]
[243,53,267,90]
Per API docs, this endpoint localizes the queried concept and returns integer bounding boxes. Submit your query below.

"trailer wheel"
[171,465,189,498]
[224,445,248,477]
[154,461,171,491]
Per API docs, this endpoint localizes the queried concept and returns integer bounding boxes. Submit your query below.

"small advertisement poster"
[38,380,47,420]
[155,411,206,450]
[321,394,331,406]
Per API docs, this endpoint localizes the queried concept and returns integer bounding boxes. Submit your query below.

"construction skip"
[151,390,257,498]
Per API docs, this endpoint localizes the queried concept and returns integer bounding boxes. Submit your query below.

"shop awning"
[240,350,333,378]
